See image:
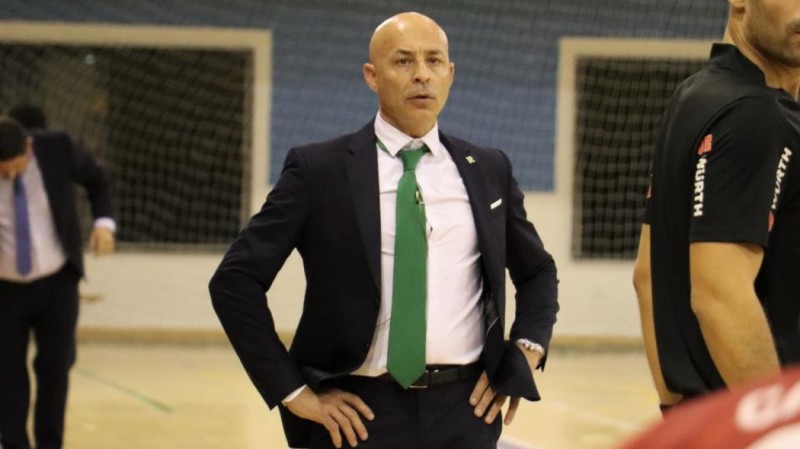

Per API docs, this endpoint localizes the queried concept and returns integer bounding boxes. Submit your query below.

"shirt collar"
[710,43,798,102]
[373,111,443,158]
[710,43,768,86]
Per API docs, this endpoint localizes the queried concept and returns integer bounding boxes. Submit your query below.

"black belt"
[375,362,483,389]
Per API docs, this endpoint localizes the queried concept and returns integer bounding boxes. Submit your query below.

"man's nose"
[412,61,431,83]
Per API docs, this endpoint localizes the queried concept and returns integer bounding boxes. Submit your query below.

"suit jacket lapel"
[440,133,501,289]
[345,121,382,296]
[344,126,502,300]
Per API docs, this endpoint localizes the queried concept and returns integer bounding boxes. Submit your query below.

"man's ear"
[363,63,378,93]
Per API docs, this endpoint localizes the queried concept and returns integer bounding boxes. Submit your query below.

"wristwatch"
[515,338,545,357]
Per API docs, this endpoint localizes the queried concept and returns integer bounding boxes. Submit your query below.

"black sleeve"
[643,177,652,225]
[209,147,310,409]
[66,132,114,219]
[498,148,558,400]
[689,98,789,247]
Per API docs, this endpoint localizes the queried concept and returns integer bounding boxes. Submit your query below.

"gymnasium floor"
[60,343,660,449]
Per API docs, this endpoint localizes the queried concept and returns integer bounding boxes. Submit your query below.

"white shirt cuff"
[93,217,116,233]
[282,385,306,405]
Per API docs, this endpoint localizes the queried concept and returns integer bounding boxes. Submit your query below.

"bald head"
[363,12,455,137]
[369,12,449,64]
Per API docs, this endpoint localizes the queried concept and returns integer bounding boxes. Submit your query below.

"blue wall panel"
[0,0,726,190]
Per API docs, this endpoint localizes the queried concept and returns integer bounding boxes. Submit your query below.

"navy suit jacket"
[209,121,558,447]
[31,131,113,277]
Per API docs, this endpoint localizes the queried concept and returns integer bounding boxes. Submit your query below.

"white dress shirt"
[352,112,484,376]
[0,150,114,283]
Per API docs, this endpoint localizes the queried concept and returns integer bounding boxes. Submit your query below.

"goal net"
[573,56,707,259]
[0,43,250,250]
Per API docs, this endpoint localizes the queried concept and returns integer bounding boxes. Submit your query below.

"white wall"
[78,191,642,339]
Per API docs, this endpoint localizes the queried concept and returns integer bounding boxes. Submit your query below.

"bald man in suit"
[210,12,558,449]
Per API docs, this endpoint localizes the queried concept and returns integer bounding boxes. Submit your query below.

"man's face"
[0,153,28,179]
[745,0,800,68]
[364,18,454,137]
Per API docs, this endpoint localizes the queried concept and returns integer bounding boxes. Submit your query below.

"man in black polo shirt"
[633,0,800,411]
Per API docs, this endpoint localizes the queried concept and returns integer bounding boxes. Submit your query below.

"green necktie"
[387,141,428,388]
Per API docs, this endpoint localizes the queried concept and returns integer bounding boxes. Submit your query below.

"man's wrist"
[282,385,306,406]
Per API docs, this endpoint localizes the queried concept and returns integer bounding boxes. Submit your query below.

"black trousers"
[308,372,502,449]
[0,265,79,449]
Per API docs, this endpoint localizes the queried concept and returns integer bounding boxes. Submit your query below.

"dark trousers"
[0,265,79,449]
[309,372,502,449]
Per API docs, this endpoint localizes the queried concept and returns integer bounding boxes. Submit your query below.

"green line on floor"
[75,366,174,413]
